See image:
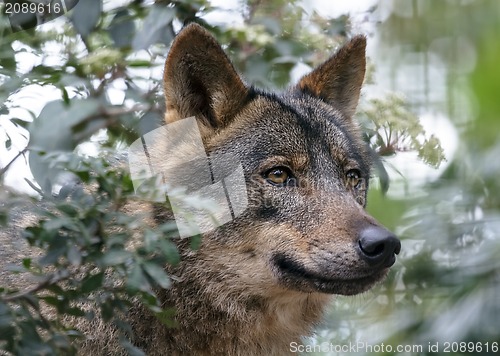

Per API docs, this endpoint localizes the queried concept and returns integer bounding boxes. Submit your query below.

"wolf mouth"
[273,254,387,295]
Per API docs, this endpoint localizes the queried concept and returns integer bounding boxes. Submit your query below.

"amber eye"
[264,167,294,186]
[346,169,363,189]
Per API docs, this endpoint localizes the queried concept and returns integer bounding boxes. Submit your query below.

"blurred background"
[1,0,499,354]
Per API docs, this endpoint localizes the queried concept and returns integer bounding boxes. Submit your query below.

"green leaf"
[45,283,65,295]
[29,99,100,152]
[127,263,150,292]
[40,245,67,266]
[28,99,100,193]
[74,170,91,183]
[61,87,70,105]
[11,118,30,129]
[127,60,154,67]
[190,234,202,251]
[44,216,73,231]
[0,212,6,227]
[142,262,170,289]
[0,301,13,328]
[66,244,82,266]
[81,272,104,294]
[5,134,11,150]
[101,250,131,266]
[132,5,175,51]
[109,9,135,48]
[159,240,180,266]
[0,44,16,71]
[40,296,62,308]
[101,302,113,322]
[66,307,85,317]
[143,229,158,252]
[372,152,390,194]
[22,258,31,269]
[55,202,79,216]
[69,0,103,38]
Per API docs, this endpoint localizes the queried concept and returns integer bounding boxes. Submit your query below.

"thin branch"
[24,178,45,197]
[2,269,71,302]
[78,104,153,126]
[0,147,28,177]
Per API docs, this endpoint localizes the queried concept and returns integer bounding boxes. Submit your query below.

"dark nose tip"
[358,226,401,267]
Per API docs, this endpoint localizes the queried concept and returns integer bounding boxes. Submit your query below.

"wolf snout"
[357,226,401,268]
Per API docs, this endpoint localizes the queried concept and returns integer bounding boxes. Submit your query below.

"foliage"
[0,0,486,355]
[360,94,445,168]
[0,153,181,354]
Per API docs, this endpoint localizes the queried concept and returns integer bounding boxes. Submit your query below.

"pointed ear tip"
[165,23,213,67]
[182,22,207,33]
[176,22,210,40]
[349,35,367,49]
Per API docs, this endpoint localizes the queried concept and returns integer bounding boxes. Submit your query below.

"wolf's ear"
[163,23,249,132]
[296,35,366,119]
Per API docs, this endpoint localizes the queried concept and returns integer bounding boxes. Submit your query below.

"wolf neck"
[136,269,332,355]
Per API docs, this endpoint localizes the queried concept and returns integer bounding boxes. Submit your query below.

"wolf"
[1,23,401,355]
[114,23,401,355]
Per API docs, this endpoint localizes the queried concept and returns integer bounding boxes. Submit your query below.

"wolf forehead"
[205,87,372,174]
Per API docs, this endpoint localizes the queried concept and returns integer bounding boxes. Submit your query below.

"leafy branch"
[359,94,446,168]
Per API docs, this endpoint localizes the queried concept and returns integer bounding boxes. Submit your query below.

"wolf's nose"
[358,226,401,268]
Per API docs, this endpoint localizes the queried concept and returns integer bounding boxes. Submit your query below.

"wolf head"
[161,23,400,297]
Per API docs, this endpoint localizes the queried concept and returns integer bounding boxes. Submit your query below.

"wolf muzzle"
[357,225,401,268]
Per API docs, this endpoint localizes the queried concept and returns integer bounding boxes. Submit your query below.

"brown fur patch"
[297,35,366,119]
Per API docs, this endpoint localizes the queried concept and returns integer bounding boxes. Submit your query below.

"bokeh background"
[1,0,499,354]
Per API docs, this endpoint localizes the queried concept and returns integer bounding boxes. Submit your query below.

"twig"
[0,147,28,177]
[77,104,153,126]
[24,178,45,197]
[2,269,71,302]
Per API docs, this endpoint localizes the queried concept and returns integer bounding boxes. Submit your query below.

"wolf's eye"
[346,169,363,189]
[264,167,295,186]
